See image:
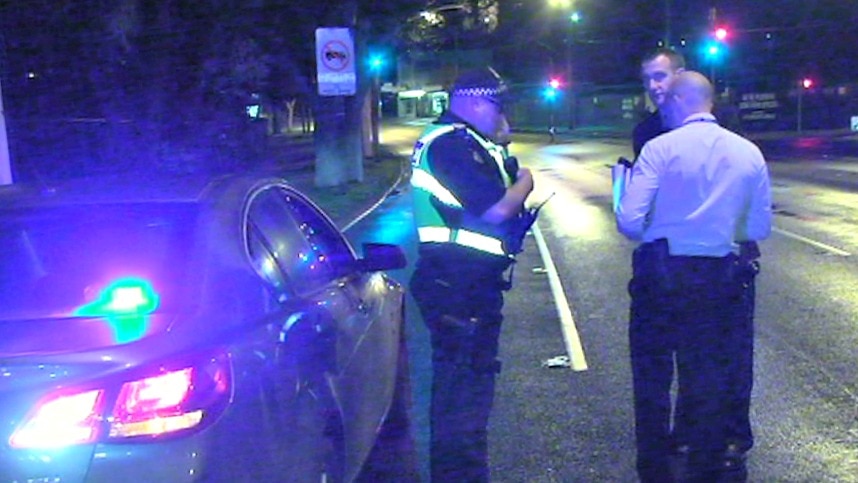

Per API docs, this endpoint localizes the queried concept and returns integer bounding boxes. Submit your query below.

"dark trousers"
[674,255,757,455]
[410,258,505,483]
[628,241,756,482]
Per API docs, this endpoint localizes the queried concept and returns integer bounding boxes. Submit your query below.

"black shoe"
[719,445,748,482]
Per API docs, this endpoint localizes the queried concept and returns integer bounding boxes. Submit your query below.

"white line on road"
[531,222,589,371]
[773,227,852,257]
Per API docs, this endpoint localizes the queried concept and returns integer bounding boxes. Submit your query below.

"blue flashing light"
[74,278,160,344]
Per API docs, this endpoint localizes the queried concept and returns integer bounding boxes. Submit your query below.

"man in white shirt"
[617,71,771,482]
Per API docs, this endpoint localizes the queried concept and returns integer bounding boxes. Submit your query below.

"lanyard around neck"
[682,115,718,126]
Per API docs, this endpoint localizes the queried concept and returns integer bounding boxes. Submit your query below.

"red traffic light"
[714,27,728,41]
[549,78,562,89]
[802,78,814,89]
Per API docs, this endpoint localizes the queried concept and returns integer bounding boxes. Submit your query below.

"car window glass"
[246,224,291,302]
[247,188,335,295]
[278,189,356,278]
[0,204,194,320]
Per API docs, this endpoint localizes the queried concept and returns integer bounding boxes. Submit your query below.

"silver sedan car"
[0,174,412,482]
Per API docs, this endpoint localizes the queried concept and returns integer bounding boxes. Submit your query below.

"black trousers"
[628,240,757,482]
[674,242,758,456]
[673,280,756,457]
[410,256,506,483]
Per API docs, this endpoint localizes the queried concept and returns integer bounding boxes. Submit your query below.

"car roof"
[0,173,291,209]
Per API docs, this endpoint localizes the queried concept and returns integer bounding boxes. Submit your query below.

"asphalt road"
[344,124,858,482]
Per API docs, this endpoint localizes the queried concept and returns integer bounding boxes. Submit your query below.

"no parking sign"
[316,28,356,96]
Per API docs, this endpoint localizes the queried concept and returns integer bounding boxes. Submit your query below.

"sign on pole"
[315,28,356,97]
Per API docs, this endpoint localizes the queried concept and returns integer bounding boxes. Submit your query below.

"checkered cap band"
[452,86,506,98]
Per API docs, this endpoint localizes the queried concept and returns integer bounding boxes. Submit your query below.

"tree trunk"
[313,1,364,187]
[286,98,297,132]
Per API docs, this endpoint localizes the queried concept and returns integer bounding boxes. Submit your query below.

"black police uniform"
[631,108,757,463]
[410,110,519,483]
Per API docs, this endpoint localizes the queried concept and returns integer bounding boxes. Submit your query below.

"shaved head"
[672,71,714,103]
[668,71,714,122]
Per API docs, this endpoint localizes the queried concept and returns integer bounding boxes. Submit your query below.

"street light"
[703,25,729,88]
[546,1,582,130]
[797,77,815,133]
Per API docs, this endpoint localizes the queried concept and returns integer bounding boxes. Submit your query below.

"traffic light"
[802,78,814,89]
[368,54,385,72]
[543,77,563,101]
[706,43,721,57]
[703,26,730,63]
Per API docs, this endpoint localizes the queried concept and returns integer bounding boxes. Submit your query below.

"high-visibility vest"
[410,122,514,259]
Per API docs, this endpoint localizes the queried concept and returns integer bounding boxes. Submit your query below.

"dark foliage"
[0,0,423,181]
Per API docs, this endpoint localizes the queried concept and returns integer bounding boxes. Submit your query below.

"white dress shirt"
[616,112,772,256]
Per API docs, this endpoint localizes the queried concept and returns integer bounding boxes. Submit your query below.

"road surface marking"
[773,227,851,257]
[532,222,589,371]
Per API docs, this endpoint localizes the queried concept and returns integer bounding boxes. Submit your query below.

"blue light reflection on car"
[73,277,160,344]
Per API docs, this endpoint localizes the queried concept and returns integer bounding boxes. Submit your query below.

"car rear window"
[0,203,197,322]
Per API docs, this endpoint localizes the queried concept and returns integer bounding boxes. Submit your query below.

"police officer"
[409,67,534,482]
[616,71,772,482]
[632,47,757,464]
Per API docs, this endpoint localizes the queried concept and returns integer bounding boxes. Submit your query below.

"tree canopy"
[0,0,424,180]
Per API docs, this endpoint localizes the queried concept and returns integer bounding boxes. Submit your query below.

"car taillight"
[109,367,202,438]
[9,389,106,448]
[9,352,232,449]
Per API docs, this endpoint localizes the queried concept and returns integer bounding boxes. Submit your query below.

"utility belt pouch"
[729,243,761,287]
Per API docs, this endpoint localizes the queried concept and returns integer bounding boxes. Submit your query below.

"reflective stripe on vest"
[411,169,462,208]
[417,226,505,256]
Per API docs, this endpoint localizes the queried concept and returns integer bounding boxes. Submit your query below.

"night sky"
[499,0,858,89]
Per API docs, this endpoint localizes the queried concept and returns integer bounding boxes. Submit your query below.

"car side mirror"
[356,243,407,272]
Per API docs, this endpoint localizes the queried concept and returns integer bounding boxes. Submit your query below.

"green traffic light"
[703,40,725,61]
[369,55,385,71]
[543,87,558,101]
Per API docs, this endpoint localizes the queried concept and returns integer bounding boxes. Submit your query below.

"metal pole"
[372,72,380,159]
[565,31,572,130]
[0,79,12,185]
[709,7,717,91]
[797,87,803,133]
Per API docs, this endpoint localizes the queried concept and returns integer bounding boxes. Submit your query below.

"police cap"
[450,67,512,103]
